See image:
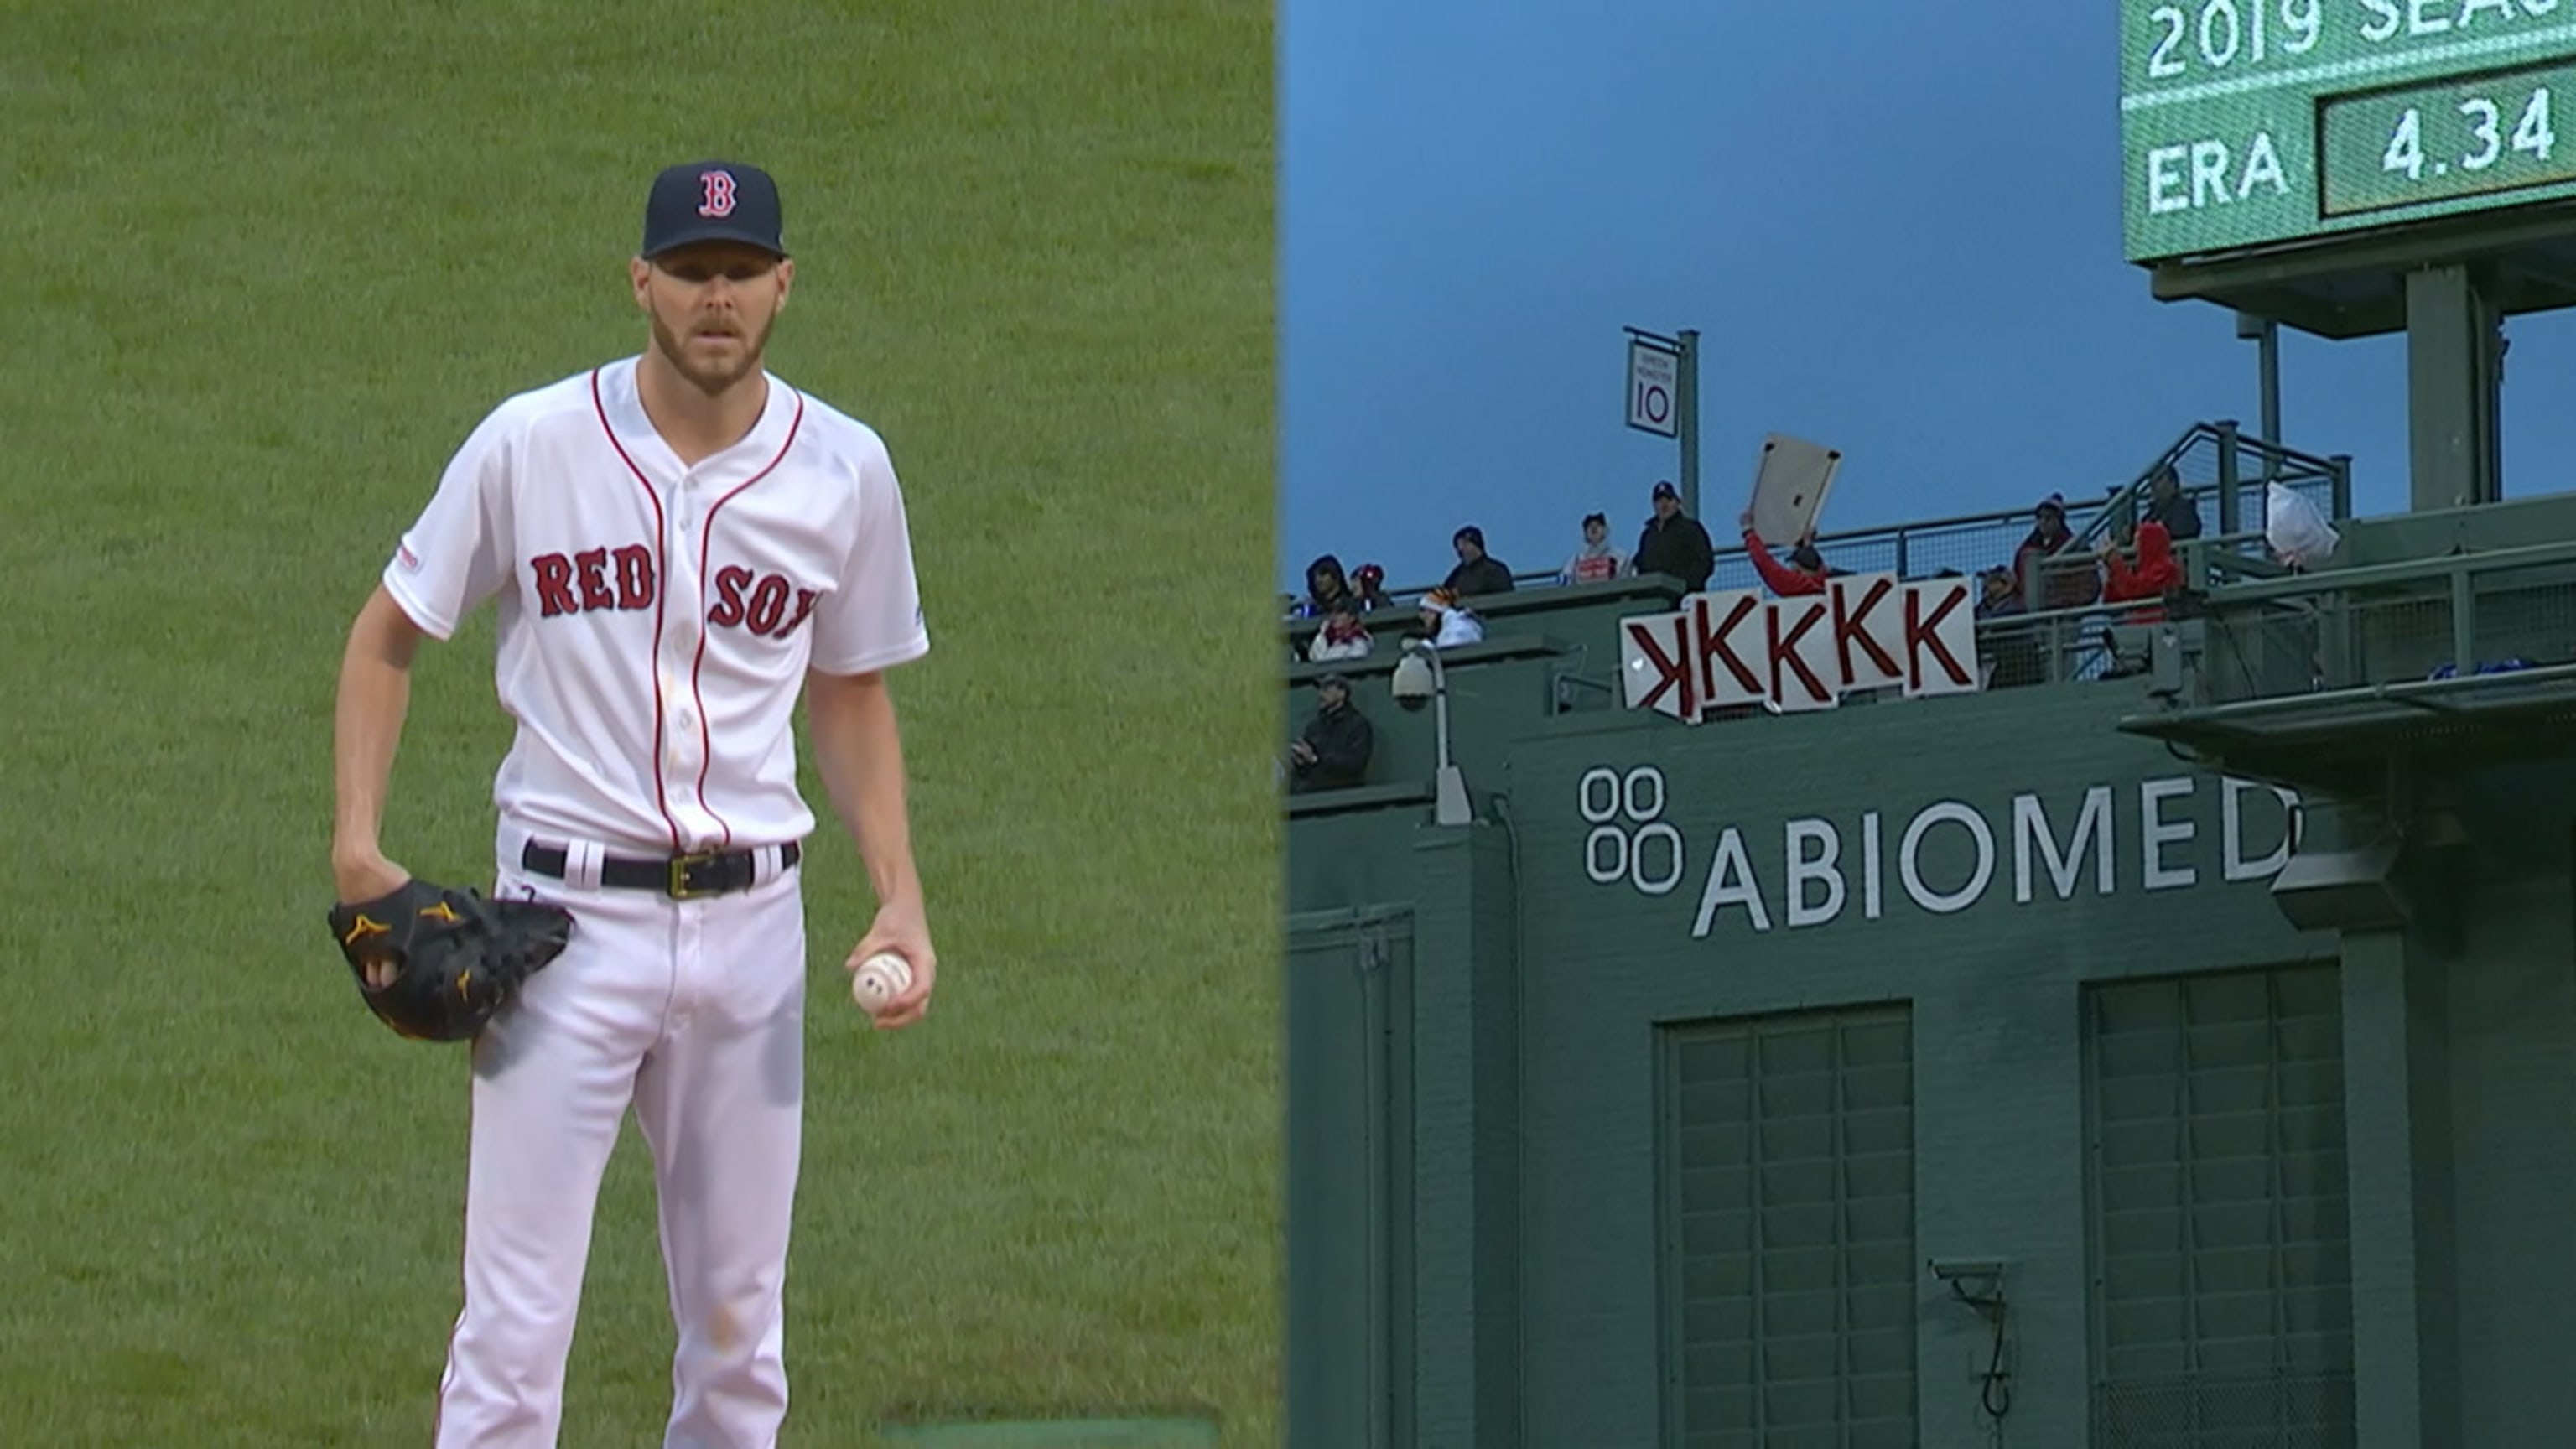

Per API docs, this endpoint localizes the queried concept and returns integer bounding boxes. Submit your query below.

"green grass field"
[0,3,1277,1445]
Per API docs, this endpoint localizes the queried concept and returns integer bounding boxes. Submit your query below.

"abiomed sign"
[1577,765,2303,938]
[1620,574,1977,720]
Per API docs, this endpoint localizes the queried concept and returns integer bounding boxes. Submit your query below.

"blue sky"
[1276,2,2576,595]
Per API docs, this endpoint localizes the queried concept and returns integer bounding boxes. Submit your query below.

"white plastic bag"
[2265,481,2340,569]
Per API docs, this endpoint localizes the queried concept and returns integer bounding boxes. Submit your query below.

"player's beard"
[651,306,776,396]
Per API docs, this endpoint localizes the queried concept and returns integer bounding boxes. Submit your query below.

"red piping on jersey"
[590,366,686,851]
[691,388,807,849]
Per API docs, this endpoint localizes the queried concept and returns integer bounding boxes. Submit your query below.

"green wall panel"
[1664,1006,1917,1449]
[2444,868,2576,1443]
[1284,589,2576,1447]
[1283,911,1413,1449]
[2082,966,2355,1446]
[1505,687,2327,1449]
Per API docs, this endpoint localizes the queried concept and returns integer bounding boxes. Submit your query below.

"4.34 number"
[2384,87,2558,181]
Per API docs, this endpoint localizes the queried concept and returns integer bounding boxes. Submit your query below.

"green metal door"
[1660,1004,1919,1448]
[2084,965,2355,1446]
[1285,908,1414,1449]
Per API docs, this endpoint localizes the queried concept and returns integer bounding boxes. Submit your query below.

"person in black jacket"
[1633,480,1715,591]
[1442,525,1515,598]
[1293,553,1357,619]
[2142,465,2204,543]
[1288,673,1374,792]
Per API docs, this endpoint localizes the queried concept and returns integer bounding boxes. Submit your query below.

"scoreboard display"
[2122,0,2576,262]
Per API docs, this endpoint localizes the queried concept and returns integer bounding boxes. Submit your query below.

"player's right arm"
[332,584,427,905]
[330,400,518,906]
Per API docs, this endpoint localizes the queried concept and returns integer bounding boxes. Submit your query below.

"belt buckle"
[667,851,721,900]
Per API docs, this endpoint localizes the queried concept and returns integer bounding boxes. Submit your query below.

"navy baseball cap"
[641,160,788,260]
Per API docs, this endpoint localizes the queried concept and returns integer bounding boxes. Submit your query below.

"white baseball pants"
[431,832,809,1449]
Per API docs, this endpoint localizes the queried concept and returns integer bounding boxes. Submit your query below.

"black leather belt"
[521,839,798,900]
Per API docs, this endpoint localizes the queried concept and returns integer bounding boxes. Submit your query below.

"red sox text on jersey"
[527,545,825,641]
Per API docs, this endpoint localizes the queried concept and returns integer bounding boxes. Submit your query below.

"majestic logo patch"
[699,170,736,218]
[397,543,421,574]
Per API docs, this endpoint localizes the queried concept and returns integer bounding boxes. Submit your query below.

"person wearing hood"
[1561,512,1627,585]
[2099,519,2183,622]
[1416,587,1485,647]
[1739,509,1829,597]
[1295,554,1356,620]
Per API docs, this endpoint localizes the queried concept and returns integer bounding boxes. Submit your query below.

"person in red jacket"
[1739,509,1828,596]
[2099,519,2182,621]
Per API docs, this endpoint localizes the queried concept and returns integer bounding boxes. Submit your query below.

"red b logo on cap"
[699,170,736,218]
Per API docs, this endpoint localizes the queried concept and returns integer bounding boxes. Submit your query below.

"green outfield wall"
[1285,486,2576,1448]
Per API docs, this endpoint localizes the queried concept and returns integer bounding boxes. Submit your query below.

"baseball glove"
[328,879,575,1042]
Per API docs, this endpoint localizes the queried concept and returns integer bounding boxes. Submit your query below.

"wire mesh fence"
[2197,564,2576,707]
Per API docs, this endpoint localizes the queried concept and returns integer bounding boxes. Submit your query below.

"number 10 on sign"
[1626,336,1679,439]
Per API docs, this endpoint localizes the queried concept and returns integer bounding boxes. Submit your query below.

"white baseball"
[851,952,913,1014]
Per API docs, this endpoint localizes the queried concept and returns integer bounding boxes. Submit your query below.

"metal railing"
[1280,541,2576,715]
[1282,420,2353,623]
[2186,538,2576,709]
[1973,604,2157,691]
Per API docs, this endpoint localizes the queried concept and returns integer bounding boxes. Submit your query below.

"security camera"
[1389,653,1434,712]
[1928,1258,2005,1286]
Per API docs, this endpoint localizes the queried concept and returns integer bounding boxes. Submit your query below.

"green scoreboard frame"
[2122,1,2576,264]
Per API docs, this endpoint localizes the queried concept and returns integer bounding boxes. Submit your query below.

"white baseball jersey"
[382,355,929,855]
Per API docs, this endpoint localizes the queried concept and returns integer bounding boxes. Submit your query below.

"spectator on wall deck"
[1970,565,2046,688]
[2143,465,2204,543]
[2098,519,2183,623]
[1443,526,1515,597]
[1634,480,1716,590]
[1561,512,1628,585]
[2015,493,2098,611]
[1293,553,1356,620]
[1305,604,1373,662]
[1417,587,1485,647]
[1739,510,1828,596]
[1974,566,2023,620]
[1288,673,1374,792]
[1350,562,1396,614]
